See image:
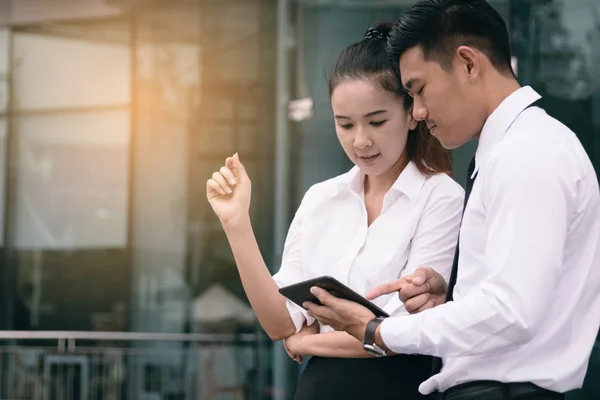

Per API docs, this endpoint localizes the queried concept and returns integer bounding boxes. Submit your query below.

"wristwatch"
[362,317,387,357]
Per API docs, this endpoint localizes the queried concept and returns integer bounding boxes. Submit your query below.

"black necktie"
[431,156,477,374]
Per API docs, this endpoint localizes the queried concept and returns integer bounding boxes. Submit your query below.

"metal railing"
[0,331,270,400]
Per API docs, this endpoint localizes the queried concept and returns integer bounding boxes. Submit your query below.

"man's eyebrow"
[404,78,419,91]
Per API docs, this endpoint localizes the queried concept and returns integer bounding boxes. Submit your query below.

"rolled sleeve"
[272,205,316,333]
[382,294,410,317]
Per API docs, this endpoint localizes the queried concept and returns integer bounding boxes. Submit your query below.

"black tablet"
[278,275,390,318]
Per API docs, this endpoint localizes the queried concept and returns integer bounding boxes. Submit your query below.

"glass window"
[511,0,600,175]
[6,26,131,331]
[129,0,277,337]
[0,27,8,247]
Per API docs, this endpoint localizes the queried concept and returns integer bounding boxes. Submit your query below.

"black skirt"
[293,354,433,400]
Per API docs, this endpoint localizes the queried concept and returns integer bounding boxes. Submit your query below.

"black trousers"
[438,381,565,400]
[293,354,433,400]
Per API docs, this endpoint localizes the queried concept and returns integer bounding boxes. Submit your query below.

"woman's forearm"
[293,331,375,359]
[223,216,296,340]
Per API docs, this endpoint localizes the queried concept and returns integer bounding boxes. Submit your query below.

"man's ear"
[455,45,481,80]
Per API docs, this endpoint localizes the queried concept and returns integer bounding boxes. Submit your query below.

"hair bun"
[364,28,386,40]
[364,22,393,40]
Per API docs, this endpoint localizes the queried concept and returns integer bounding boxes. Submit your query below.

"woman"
[206,23,464,399]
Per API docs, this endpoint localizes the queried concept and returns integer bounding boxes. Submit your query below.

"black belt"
[438,381,564,400]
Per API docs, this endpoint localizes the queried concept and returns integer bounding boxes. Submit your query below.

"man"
[303,1,600,399]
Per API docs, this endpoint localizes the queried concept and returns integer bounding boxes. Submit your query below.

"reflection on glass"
[6,26,131,332]
[13,111,129,249]
[0,28,8,248]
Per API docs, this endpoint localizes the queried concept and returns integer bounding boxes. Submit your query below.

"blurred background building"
[0,0,598,399]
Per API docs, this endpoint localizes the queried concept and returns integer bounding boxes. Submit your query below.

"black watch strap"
[364,317,385,346]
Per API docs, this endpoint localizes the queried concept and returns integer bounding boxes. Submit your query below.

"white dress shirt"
[273,161,464,333]
[380,86,600,394]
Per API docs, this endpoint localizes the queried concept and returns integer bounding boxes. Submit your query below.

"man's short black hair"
[388,0,513,75]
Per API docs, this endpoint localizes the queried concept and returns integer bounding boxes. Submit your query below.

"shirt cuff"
[285,299,316,333]
[379,314,421,354]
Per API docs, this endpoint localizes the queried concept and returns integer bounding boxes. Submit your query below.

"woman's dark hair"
[328,22,452,176]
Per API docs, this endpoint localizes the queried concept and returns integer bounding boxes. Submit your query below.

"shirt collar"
[473,86,542,178]
[336,161,426,201]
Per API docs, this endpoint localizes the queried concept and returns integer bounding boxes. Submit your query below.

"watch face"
[363,343,385,357]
